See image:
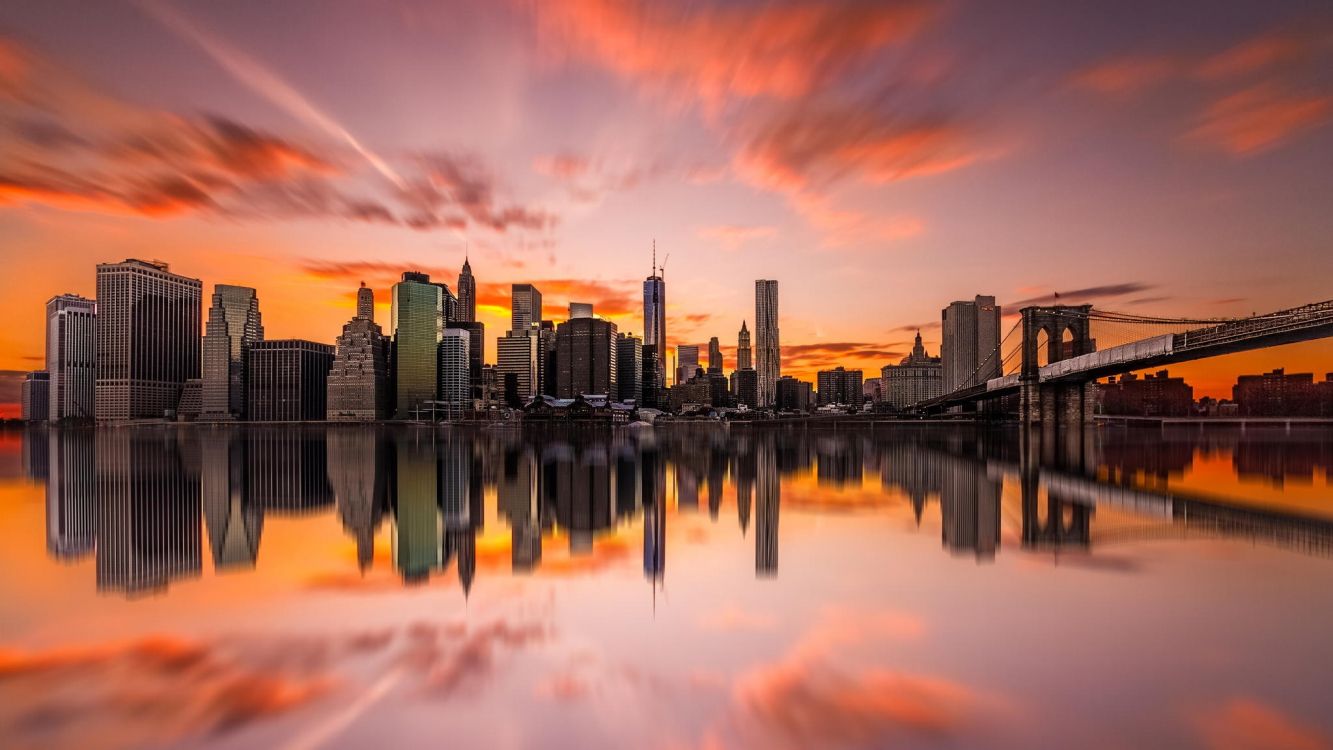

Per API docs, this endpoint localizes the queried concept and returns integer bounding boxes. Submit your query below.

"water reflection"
[13,423,1333,597]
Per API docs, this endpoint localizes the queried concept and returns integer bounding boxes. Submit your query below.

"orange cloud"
[697,224,777,251]
[1186,84,1332,155]
[1069,55,1180,96]
[1198,29,1333,80]
[1191,697,1331,750]
[532,0,934,110]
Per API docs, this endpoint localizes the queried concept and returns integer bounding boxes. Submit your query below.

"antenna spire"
[652,239,656,278]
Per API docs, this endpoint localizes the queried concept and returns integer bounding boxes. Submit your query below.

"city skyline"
[2,1,1333,415]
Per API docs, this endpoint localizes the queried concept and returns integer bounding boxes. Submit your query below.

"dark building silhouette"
[1233,369,1333,416]
[555,317,619,398]
[248,340,334,421]
[816,367,863,407]
[775,376,812,411]
[1101,370,1193,417]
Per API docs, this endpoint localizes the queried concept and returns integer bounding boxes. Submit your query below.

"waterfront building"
[755,280,780,406]
[555,316,619,398]
[327,284,391,421]
[95,259,202,421]
[45,294,96,421]
[644,251,667,396]
[775,375,812,411]
[1101,370,1193,417]
[446,321,486,401]
[816,367,864,407]
[438,327,472,417]
[21,371,49,422]
[736,321,752,370]
[731,367,758,407]
[617,333,642,403]
[941,295,1000,393]
[641,344,662,408]
[1232,368,1333,417]
[200,285,262,420]
[392,272,444,418]
[497,330,539,402]
[247,340,334,421]
[881,331,943,410]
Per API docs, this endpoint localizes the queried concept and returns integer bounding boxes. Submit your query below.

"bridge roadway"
[916,299,1333,412]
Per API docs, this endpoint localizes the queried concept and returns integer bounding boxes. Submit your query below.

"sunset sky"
[2,0,1332,415]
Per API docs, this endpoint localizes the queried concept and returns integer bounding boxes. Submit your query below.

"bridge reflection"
[15,422,1333,597]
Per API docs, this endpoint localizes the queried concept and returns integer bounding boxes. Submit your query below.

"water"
[2,422,1332,750]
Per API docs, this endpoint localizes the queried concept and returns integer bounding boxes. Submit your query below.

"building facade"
[616,333,642,403]
[775,375,811,411]
[438,328,471,416]
[675,344,700,386]
[200,284,263,420]
[737,320,752,370]
[95,259,202,421]
[643,270,666,395]
[708,337,722,373]
[247,340,334,421]
[327,287,391,421]
[555,317,619,398]
[755,280,780,407]
[941,295,1000,393]
[21,371,50,421]
[511,283,543,331]
[45,294,96,422]
[1101,370,1193,417]
[881,331,943,409]
[497,330,539,402]
[456,258,476,323]
[731,368,758,407]
[392,272,444,418]
[816,367,864,407]
[446,321,486,401]
[1233,369,1333,416]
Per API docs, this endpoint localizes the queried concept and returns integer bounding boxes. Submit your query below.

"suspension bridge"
[912,299,1333,425]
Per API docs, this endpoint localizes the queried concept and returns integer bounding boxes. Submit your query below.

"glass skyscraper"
[392,272,444,418]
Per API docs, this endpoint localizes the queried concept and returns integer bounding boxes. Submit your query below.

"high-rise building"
[327,285,391,421]
[555,317,619,398]
[247,340,334,421]
[708,337,722,374]
[497,330,539,402]
[45,294,96,422]
[816,367,864,407]
[616,333,642,403]
[569,302,593,319]
[537,319,558,397]
[21,371,49,421]
[775,375,812,411]
[881,331,942,409]
[446,321,486,401]
[95,259,202,421]
[435,280,459,324]
[643,249,666,395]
[731,368,758,407]
[392,272,444,418]
[511,283,543,331]
[755,280,780,407]
[641,344,662,408]
[438,327,471,417]
[736,320,752,371]
[676,344,699,386]
[200,285,263,420]
[456,257,476,323]
[356,282,375,321]
[941,295,1001,393]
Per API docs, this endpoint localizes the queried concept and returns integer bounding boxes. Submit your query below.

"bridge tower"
[1019,305,1097,428]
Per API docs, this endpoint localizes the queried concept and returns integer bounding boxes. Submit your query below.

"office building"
[755,280,780,406]
[45,294,96,422]
[497,330,539,402]
[616,333,642,403]
[775,375,812,411]
[95,259,202,421]
[731,367,758,407]
[327,285,391,421]
[555,316,619,398]
[247,339,334,421]
[537,319,557,396]
[816,367,864,407]
[881,331,942,409]
[511,283,543,331]
[438,327,471,416]
[644,254,666,395]
[457,257,476,322]
[21,371,49,421]
[569,302,593,319]
[941,295,1000,393]
[676,344,699,386]
[737,320,751,370]
[392,272,444,418]
[200,285,263,420]
[446,320,486,401]
[641,344,662,408]
[708,336,722,374]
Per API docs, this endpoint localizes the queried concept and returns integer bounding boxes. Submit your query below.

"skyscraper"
[569,302,593,319]
[457,257,476,323]
[643,247,666,395]
[201,284,262,421]
[328,284,391,421]
[616,333,642,403]
[755,280,780,407]
[737,320,752,371]
[676,344,699,385]
[446,320,486,401]
[21,371,49,421]
[392,272,444,418]
[554,316,619,398]
[511,283,543,331]
[882,331,942,409]
[941,295,1001,393]
[95,259,202,421]
[438,327,471,417]
[356,282,375,321]
[497,331,539,402]
[45,294,96,421]
[708,337,722,374]
[247,340,334,421]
